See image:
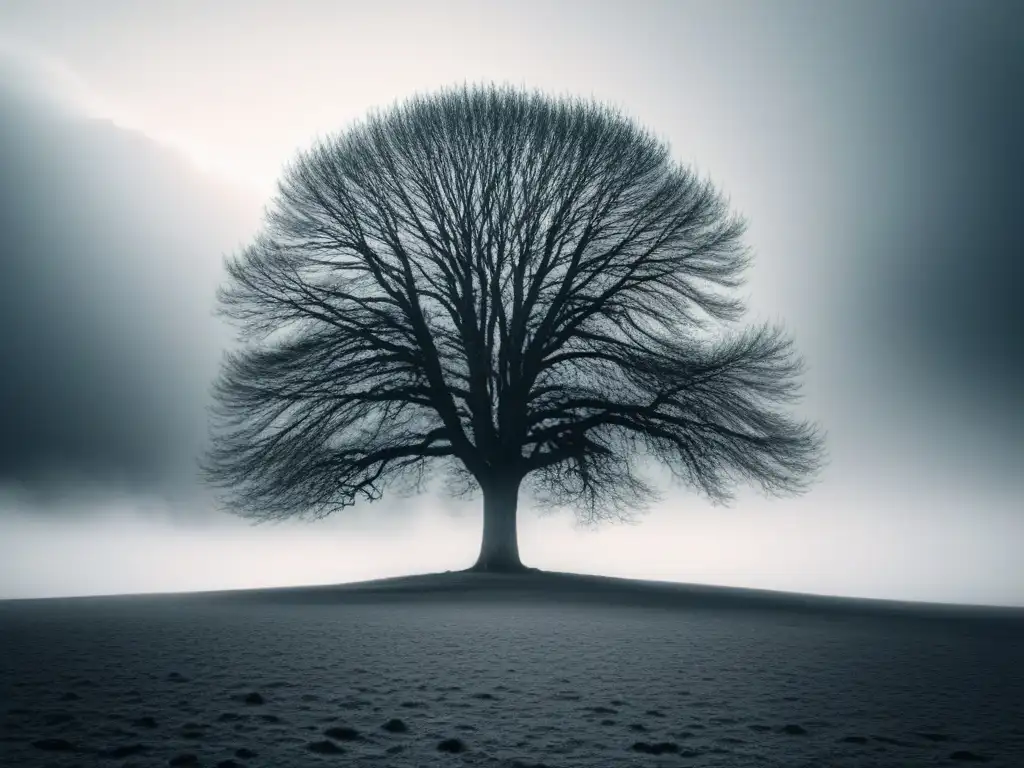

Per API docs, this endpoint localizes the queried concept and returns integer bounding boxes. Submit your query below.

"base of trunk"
[472,474,525,574]
[465,559,539,574]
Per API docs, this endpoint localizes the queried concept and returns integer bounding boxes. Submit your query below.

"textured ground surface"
[2,572,1023,767]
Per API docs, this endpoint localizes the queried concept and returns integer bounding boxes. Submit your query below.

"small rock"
[781,724,807,735]
[242,692,264,705]
[631,741,680,755]
[324,725,363,741]
[307,739,344,754]
[382,718,408,733]
[437,737,467,753]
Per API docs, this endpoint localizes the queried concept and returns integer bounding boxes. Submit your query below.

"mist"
[0,1,1020,606]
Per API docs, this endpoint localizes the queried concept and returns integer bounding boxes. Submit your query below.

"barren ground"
[2,571,1022,767]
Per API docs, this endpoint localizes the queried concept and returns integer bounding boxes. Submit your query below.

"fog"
[0,1,1020,606]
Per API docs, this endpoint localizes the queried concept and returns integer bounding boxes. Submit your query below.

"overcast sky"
[0,0,1020,605]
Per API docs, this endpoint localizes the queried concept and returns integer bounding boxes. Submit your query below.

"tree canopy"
[202,84,825,568]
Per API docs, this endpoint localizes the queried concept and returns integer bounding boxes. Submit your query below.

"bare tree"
[202,84,825,572]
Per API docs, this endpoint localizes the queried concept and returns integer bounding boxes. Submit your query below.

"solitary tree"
[202,84,825,572]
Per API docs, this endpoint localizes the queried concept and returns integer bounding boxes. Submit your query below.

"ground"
[1,571,1023,767]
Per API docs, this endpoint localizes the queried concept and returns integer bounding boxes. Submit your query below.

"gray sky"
[0,0,1020,605]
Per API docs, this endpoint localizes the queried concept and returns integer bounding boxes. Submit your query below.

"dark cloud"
[0,53,261,508]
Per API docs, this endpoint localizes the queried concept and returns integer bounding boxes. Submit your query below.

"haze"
[0,0,1020,606]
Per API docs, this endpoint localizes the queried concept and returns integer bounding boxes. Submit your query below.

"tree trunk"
[470,473,527,572]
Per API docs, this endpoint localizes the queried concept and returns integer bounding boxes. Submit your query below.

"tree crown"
[204,84,825,524]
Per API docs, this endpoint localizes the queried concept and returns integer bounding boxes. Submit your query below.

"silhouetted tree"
[202,84,825,572]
